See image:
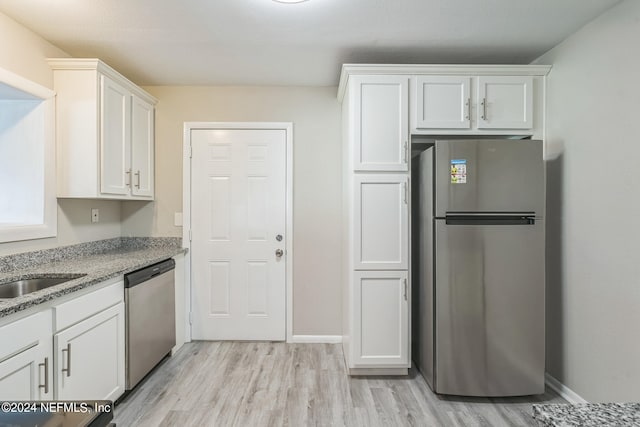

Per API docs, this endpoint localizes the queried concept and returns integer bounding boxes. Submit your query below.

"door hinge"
[188,230,192,241]
[188,312,193,325]
[189,144,193,158]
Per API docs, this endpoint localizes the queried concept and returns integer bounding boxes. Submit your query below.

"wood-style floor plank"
[114,342,565,427]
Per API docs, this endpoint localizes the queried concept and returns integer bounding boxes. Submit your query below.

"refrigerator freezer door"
[435,139,544,217]
[434,219,545,396]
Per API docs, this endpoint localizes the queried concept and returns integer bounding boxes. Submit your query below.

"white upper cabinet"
[351,75,408,171]
[49,58,156,200]
[415,76,471,129]
[477,76,533,129]
[131,94,155,197]
[100,75,131,196]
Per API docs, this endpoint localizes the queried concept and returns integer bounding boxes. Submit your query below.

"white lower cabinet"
[54,303,125,401]
[0,311,53,400]
[352,271,409,367]
[52,278,125,401]
[0,278,125,401]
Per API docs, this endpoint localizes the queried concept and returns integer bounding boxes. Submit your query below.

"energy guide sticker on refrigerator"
[450,159,467,184]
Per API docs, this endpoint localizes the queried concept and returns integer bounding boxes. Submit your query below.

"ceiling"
[0,0,622,87]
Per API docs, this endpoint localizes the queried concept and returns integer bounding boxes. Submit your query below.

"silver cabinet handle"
[403,140,408,164]
[125,169,132,187]
[275,249,284,258]
[38,357,49,394]
[465,98,471,120]
[403,182,408,204]
[481,98,487,121]
[135,170,141,189]
[403,279,408,301]
[61,343,71,377]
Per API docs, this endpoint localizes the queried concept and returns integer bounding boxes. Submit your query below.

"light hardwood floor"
[114,342,564,427]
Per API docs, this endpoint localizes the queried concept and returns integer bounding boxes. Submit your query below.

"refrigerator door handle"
[445,213,537,226]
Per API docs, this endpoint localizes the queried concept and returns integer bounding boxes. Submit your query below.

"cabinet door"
[352,76,408,171]
[131,94,154,198]
[55,303,125,401]
[354,175,408,270]
[414,76,471,129]
[477,76,533,129]
[353,271,409,366]
[100,75,131,195]
[0,312,53,401]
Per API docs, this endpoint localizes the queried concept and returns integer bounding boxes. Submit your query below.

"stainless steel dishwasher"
[124,258,176,390]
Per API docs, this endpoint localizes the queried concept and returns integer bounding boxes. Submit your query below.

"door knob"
[275,249,284,258]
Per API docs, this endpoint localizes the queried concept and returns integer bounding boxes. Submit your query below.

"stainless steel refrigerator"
[413,139,545,397]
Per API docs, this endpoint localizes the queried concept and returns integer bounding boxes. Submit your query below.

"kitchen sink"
[0,275,86,299]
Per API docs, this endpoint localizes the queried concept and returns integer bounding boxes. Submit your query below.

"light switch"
[91,208,99,223]
[174,212,183,226]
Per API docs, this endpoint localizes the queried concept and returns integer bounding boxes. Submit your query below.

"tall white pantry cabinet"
[341,74,411,374]
[338,64,550,375]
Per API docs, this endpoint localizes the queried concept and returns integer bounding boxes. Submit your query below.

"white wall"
[535,0,640,402]
[0,11,123,256]
[121,86,343,336]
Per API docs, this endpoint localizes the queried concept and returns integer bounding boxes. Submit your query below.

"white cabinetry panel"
[0,311,53,401]
[353,271,409,366]
[54,303,125,401]
[100,75,131,196]
[354,175,408,270]
[477,76,533,129]
[415,76,471,129]
[352,75,408,171]
[131,94,154,197]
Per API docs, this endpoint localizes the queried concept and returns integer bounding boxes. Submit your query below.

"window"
[0,68,56,243]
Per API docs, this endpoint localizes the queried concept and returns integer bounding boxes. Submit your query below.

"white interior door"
[191,128,287,341]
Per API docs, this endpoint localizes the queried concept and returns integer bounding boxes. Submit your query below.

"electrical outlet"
[91,208,99,223]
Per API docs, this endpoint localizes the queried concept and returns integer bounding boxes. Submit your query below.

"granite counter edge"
[0,247,187,318]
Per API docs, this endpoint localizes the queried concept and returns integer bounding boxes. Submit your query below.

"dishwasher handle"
[125,258,175,288]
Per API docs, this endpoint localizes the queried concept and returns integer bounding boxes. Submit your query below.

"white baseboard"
[289,335,343,344]
[545,373,587,404]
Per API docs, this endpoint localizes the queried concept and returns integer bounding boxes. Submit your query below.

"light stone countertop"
[0,237,186,318]
[533,403,640,426]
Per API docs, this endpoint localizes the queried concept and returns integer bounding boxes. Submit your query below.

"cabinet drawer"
[0,311,51,361]
[54,278,124,332]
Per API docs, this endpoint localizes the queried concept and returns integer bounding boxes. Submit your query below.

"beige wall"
[122,86,343,336]
[0,12,65,89]
[0,11,123,256]
[535,0,640,402]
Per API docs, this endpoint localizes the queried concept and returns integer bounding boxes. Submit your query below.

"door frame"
[183,122,294,342]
